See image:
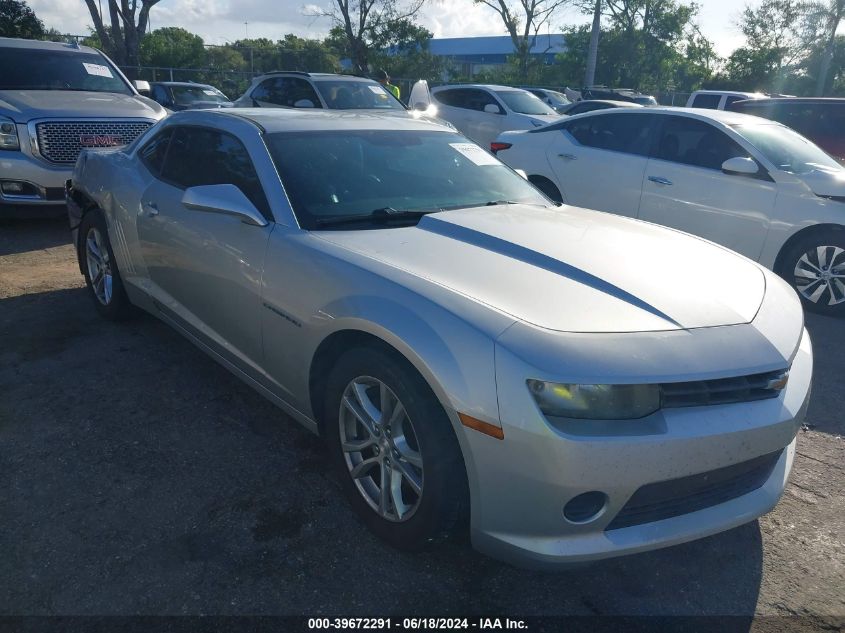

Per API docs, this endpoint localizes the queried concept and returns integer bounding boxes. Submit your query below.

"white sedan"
[494,108,845,316]
[67,109,811,568]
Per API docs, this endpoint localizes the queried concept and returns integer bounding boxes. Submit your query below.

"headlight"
[0,117,20,150]
[527,379,660,420]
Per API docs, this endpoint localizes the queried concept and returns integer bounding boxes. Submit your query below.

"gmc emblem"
[79,134,123,147]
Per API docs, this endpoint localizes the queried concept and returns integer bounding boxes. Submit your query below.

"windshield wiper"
[314,207,439,228]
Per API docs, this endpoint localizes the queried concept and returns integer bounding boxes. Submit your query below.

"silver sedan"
[67,109,812,568]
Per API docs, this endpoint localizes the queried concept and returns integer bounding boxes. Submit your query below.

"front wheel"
[323,347,468,550]
[78,210,134,320]
[779,232,845,317]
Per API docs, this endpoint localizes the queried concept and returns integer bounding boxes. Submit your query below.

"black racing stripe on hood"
[419,214,683,328]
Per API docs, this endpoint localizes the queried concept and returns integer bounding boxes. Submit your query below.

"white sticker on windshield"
[83,63,113,78]
[449,143,500,166]
[203,89,217,96]
[368,85,386,94]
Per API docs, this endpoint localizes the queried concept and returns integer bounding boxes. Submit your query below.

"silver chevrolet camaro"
[66,108,813,568]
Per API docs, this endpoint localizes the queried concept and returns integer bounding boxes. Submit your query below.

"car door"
[136,125,274,371]
[545,112,655,216]
[432,88,476,139]
[638,115,777,260]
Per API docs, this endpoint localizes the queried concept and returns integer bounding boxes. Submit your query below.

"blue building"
[427,34,566,77]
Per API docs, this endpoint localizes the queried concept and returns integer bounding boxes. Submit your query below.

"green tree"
[0,0,44,39]
[140,27,205,69]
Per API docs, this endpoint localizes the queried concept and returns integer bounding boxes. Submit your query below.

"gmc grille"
[35,120,153,164]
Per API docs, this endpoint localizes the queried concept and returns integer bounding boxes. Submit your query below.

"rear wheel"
[78,210,134,320]
[778,232,845,317]
[323,347,468,550]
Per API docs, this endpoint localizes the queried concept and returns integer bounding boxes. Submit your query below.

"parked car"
[558,100,642,116]
[493,107,845,315]
[234,71,405,111]
[0,37,165,218]
[234,71,453,130]
[149,81,232,111]
[522,87,571,113]
[582,86,657,105]
[427,84,561,147]
[728,97,845,164]
[67,108,811,568]
[686,90,766,110]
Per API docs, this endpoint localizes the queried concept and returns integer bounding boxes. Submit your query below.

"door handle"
[648,176,673,186]
[557,153,577,160]
[142,201,159,216]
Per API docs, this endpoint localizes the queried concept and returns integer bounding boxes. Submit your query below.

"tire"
[778,231,845,317]
[323,346,468,550]
[78,209,134,321]
[528,176,564,204]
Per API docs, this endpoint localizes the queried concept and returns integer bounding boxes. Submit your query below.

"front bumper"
[465,327,812,569]
[0,122,70,218]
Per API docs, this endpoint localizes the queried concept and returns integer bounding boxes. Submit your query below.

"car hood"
[0,90,165,122]
[314,205,766,333]
[796,166,845,197]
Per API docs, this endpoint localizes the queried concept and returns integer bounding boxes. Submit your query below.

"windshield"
[734,123,841,174]
[265,130,549,229]
[0,48,132,94]
[495,91,557,115]
[171,85,229,105]
[315,80,405,110]
[544,90,570,105]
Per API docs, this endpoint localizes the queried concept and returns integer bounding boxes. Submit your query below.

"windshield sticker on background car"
[82,63,114,78]
[368,85,386,94]
[203,89,217,96]
[450,142,500,166]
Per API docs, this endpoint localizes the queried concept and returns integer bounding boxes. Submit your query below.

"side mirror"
[722,156,759,176]
[484,103,502,115]
[182,184,268,227]
[294,99,315,108]
[133,80,151,95]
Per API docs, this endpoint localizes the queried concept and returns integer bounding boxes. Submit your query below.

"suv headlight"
[527,379,660,420]
[0,117,20,150]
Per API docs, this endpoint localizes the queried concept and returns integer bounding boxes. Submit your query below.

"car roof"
[691,89,765,97]
[153,81,218,88]
[732,97,845,105]
[570,105,769,126]
[0,36,101,56]
[178,108,450,133]
[577,100,642,107]
[253,71,376,83]
[432,84,529,92]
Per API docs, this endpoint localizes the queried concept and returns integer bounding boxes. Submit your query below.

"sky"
[28,0,747,57]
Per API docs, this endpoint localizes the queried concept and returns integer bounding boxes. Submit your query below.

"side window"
[653,116,750,170]
[724,95,745,108]
[434,89,469,108]
[160,127,271,219]
[691,93,721,109]
[254,77,321,108]
[138,129,172,175]
[468,89,502,113]
[564,113,653,156]
[152,85,169,105]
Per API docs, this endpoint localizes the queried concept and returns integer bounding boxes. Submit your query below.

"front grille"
[35,120,152,164]
[661,368,788,408]
[606,449,782,531]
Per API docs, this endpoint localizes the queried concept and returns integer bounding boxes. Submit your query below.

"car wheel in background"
[528,175,564,204]
[323,346,468,550]
[78,209,134,320]
[779,232,845,317]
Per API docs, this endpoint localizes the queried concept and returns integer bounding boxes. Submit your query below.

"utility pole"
[244,22,249,39]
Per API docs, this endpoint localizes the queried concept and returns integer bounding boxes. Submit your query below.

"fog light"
[564,491,608,523]
[1,181,24,193]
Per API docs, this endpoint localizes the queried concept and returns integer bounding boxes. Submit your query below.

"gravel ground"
[0,218,843,626]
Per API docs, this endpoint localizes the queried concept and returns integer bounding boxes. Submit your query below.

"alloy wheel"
[793,245,845,306]
[85,227,113,306]
[339,376,424,522]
